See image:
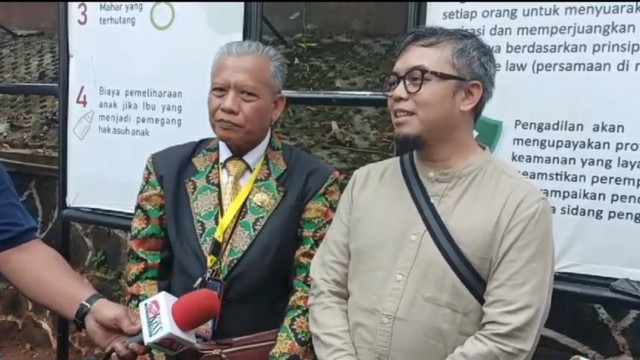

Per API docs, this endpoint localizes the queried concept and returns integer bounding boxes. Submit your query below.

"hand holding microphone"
[84,299,148,360]
[102,288,221,360]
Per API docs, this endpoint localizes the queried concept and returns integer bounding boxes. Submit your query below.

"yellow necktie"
[223,157,248,216]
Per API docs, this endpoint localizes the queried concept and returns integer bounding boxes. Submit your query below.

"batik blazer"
[124,132,340,360]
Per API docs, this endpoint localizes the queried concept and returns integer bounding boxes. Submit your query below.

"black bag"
[399,152,487,305]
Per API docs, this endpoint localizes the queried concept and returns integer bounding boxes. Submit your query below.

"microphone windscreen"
[171,288,221,331]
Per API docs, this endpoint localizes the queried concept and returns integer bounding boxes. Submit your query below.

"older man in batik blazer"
[124,40,341,360]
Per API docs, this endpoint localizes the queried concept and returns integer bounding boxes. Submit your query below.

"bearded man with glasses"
[308,26,555,360]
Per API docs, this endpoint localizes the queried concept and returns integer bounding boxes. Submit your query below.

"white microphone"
[103,288,220,358]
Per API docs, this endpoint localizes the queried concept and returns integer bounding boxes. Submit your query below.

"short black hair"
[394,26,497,121]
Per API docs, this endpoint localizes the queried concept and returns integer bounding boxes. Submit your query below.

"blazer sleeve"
[124,155,168,310]
[267,170,342,360]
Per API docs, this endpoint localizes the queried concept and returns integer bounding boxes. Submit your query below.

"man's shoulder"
[0,163,11,188]
[0,163,38,251]
[150,138,213,163]
[350,156,400,182]
[359,156,399,172]
[285,143,335,177]
[485,154,547,204]
[281,144,338,203]
[140,138,215,181]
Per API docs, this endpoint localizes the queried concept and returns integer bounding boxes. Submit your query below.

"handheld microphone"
[102,288,220,359]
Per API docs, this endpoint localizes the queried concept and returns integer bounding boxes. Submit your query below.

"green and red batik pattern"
[268,171,342,360]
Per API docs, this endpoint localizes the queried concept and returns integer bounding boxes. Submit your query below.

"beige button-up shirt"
[309,149,555,360]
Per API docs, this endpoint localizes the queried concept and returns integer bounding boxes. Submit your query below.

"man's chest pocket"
[420,241,492,315]
[413,243,492,345]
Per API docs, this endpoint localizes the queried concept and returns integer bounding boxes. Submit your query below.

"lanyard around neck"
[207,155,265,269]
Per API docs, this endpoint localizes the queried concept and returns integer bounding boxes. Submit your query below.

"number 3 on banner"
[76,86,88,108]
[78,3,87,25]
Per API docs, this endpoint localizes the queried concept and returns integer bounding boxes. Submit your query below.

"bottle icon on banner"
[73,110,94,140]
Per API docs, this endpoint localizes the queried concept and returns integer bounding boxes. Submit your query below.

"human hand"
[84,299,150,360]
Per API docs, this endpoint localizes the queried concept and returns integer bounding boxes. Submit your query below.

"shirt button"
[411,234,418,241]
[381,316,390,325]
[427,171,435,178]
[396,274,404,282]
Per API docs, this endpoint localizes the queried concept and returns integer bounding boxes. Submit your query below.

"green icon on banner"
[474,115,503,153]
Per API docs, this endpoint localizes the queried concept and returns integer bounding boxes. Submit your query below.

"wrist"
[73,293,105,330]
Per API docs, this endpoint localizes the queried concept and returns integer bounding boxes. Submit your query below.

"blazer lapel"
[220,133,288,278]
[185,138,222,258]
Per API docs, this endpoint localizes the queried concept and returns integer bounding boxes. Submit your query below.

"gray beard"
[395,133,425,155]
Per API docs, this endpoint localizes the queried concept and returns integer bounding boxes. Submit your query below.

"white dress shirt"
[218,131,270,189]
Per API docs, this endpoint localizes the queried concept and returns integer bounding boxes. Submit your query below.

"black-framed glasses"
[381,68,469,96]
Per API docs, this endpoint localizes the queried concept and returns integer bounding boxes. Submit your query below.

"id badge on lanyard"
[194,277,225,341]
[193,155,264,340]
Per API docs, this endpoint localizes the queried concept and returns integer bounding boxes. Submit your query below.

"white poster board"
[426,2,640,280]
[66,2,244,213]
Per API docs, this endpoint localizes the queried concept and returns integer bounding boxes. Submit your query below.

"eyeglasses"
[381,68,469,96]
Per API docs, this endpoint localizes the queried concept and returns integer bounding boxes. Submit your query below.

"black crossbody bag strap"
[400,153,487,305]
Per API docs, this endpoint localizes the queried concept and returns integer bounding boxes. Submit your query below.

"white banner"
[66,2,244,213]
[426,2,640,280]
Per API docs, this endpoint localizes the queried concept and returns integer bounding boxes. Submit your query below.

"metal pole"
[396,3,422,156]
[0,83,58,96]
[406,2,421,32]
[244,2,263,41]
[56,2,70,360]
[0,23,18,37]
[418,2,427,27]
[262,15,288,46]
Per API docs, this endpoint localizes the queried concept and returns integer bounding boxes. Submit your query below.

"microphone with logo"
[102,288,221,359]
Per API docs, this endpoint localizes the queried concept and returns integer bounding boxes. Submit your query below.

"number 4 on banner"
[76,86,88,108]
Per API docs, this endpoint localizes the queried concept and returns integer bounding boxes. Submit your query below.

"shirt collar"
[219,131,271,171]
[413,142,491,183]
